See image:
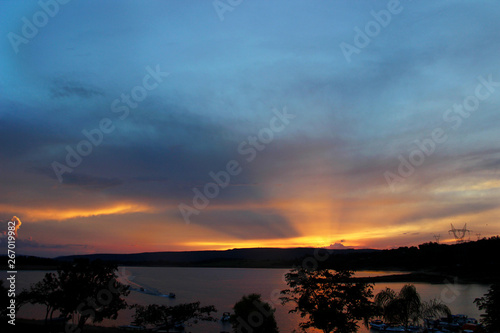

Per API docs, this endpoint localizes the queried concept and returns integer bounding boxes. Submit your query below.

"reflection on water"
[11,268,489,333]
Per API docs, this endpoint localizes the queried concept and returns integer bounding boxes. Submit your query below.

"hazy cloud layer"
[1,0,499,256]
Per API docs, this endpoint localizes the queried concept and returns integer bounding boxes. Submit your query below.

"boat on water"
[133,286,176,298]
[369,320,386,331]
[425,314,483,333]
[118,321,146,331]
[384,325,406,332]
[134,286,159,295]
[369,320,405,332]
[221,312,231,322]
[370,313,483,333]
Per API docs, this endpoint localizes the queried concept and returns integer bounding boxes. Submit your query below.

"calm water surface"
[12,267,489,333]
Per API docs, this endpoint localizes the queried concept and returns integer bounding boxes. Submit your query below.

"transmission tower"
[448,223,472,243]
[433,234,441,243]
[476,233,482,241]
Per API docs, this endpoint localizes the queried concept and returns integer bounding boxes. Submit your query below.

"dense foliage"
[281,268,374,333]
[21,259,129,331]
[475,283,500,332]
[375,284,450,329]
[231,293,279,333]
[133,302,217,330]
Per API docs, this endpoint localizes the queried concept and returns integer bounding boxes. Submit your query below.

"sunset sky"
[1,1,499,257]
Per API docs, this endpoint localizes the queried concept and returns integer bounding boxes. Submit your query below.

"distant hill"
[55,247,377,268]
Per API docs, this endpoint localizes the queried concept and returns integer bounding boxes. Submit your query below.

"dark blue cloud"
[50,79,105,99]
[193,209,299,240]
[0,0,499,253]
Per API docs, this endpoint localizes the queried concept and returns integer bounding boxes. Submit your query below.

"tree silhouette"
[231,293,279,333]
[21,259,129,332]
[20,272,62,324]
[133,302,217,331]
[57,259,130,331]
[375,284,450,329]
[474,282,500,332]
[0,280,9,321]
[281,268,374,333]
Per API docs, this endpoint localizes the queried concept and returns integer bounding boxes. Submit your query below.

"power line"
[433,234,441,243]
[448,223,472,243]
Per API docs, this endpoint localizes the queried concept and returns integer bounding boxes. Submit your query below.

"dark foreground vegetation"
[1,258,499,333]
[320,236,500,283]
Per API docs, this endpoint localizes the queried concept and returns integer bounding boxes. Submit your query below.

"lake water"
[10,267,489,333]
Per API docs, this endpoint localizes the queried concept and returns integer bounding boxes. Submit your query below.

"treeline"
[3,237,499,282]
[0,255,59,270]
[315,236,500,282]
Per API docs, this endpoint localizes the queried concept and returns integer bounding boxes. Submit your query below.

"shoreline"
[10,266,495,285]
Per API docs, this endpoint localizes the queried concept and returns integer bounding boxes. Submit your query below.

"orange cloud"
[10,216,22,236]
[0,202,155,222]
